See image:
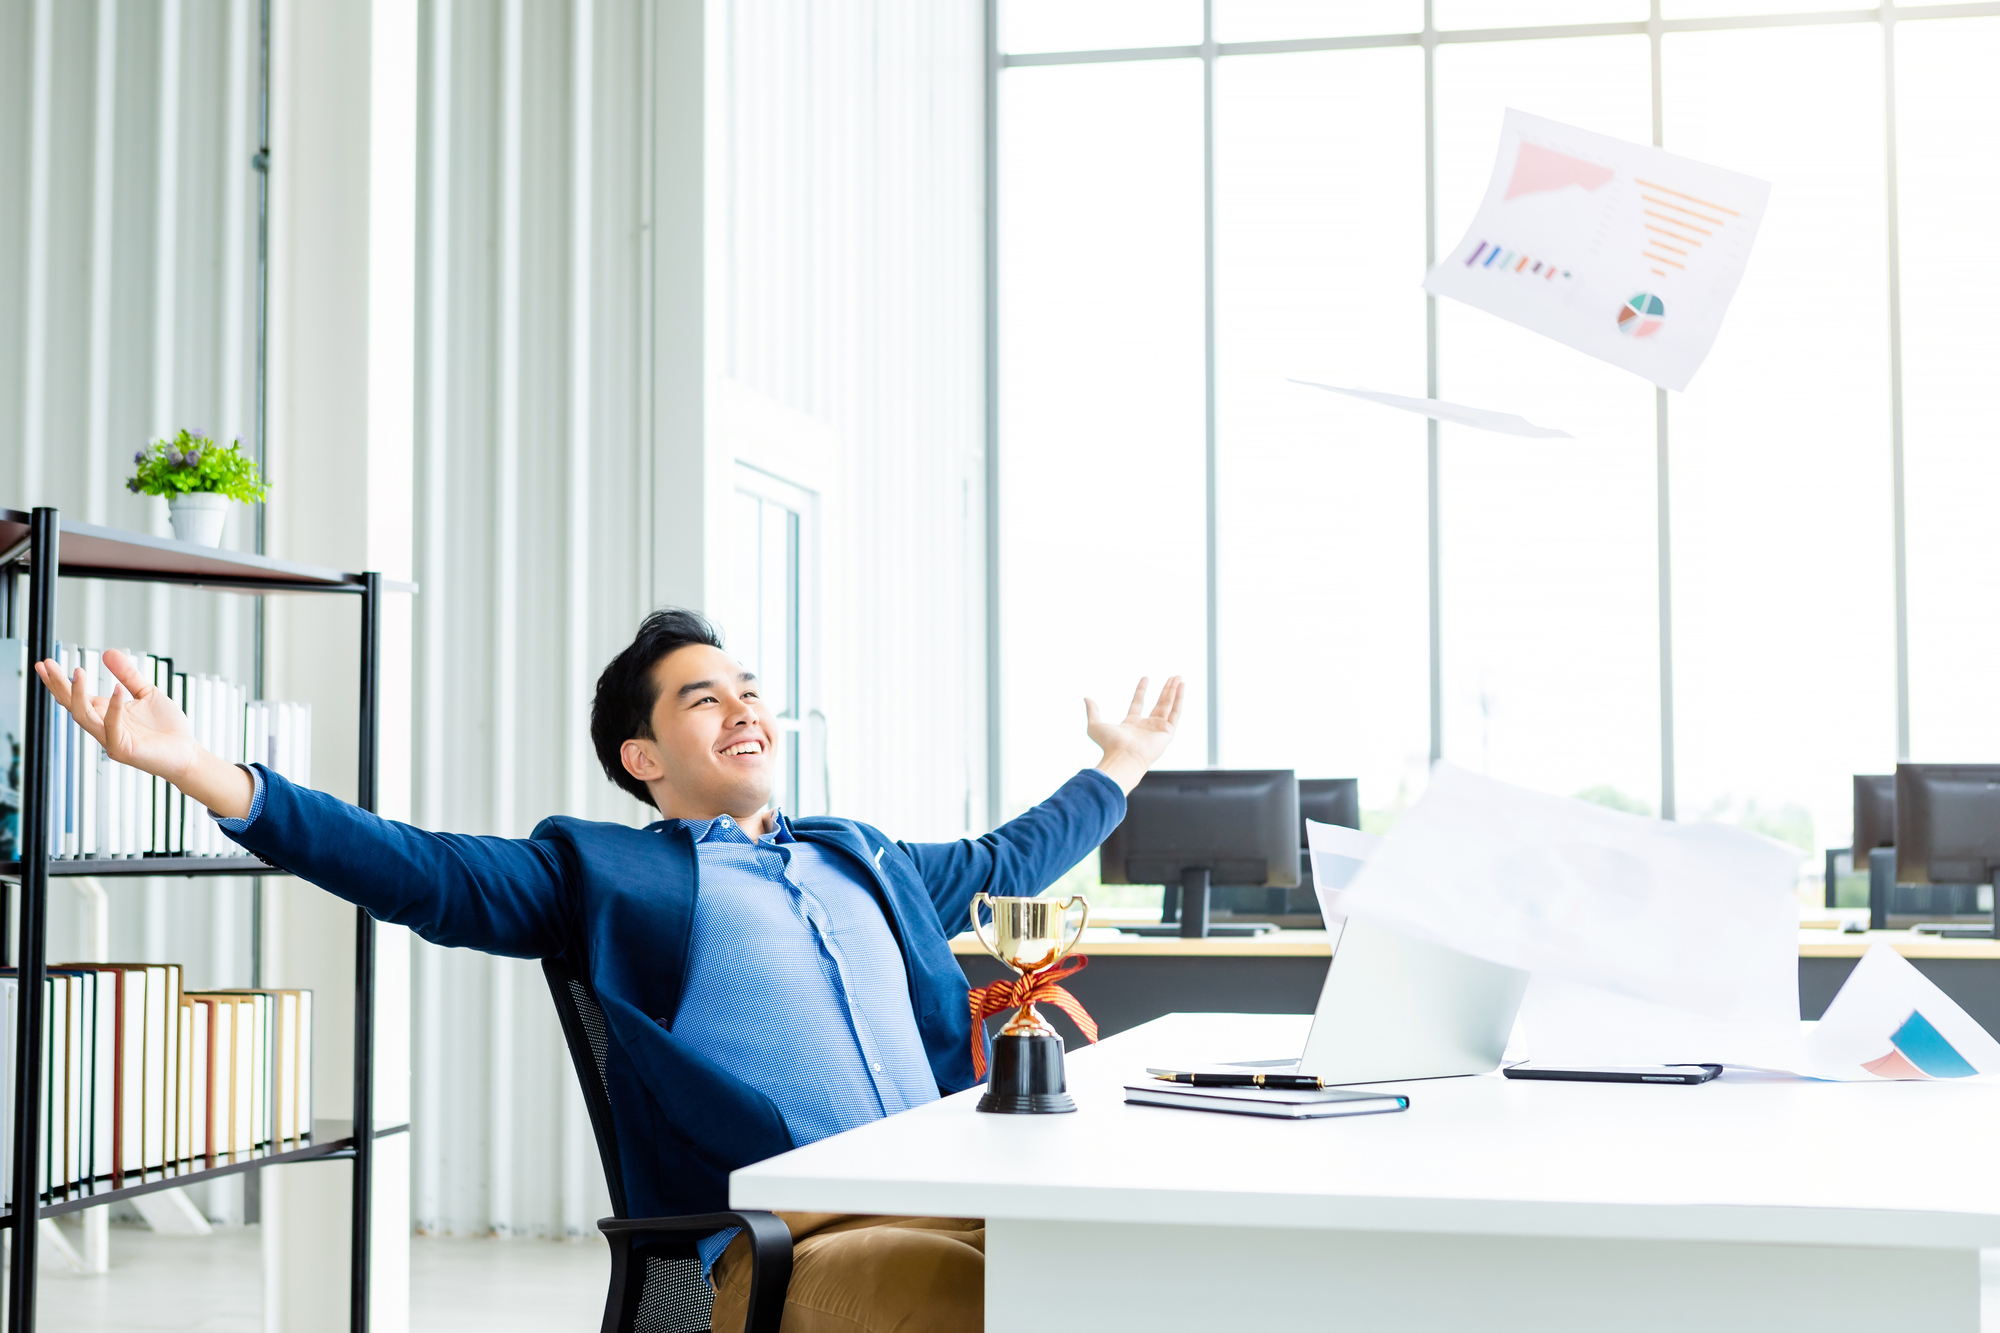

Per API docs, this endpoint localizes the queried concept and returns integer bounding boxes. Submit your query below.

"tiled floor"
[35,1222,608,1333]
[29,1222,2000,1330]
[408,1232,608,1332]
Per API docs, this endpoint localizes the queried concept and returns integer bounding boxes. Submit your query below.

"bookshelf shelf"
[4,507,406,1333]
[0,510,416,597]
[1,856,288,880]
[6,1120,409,1225]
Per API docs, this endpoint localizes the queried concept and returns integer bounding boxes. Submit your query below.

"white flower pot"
[168,493,231,547]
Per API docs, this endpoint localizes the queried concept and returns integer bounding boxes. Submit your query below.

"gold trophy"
[969,893,1094,1114]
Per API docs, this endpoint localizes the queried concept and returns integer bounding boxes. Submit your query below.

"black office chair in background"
[542,954,794,1333]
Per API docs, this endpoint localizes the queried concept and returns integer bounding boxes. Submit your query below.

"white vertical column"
[488,959,514,1235]
[651,0,723,612]
[85,0,118,525]
[145,0,184,1018]
[560,0,597,1239]
[209,0,258,1165]
[566,0,595,820]
[82,0,119,652]
[264,0,417,1326]
[982,0,1002,827]
[485,0,525,1242]
[365,0,417,1320]
[221,0,255,441]
[413,0,453,1240]
[494,0,523,842]
[152,0,184,447]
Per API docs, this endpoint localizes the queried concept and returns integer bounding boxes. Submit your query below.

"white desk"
[733,1012,2000,1332]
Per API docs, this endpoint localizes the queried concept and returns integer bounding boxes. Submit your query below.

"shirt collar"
[662,808,794,845]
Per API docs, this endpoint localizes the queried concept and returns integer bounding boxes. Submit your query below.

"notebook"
[1122,1081,1410,1120]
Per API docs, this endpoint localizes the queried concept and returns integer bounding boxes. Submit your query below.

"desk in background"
[736,1012,2000,1331]
[953,930,2000,1040]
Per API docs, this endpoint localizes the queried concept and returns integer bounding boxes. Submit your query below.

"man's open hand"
[1086,676,1184,795]
[33,648,254,818]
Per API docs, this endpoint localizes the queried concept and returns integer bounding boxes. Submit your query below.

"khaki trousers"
[709,1213,985,1333]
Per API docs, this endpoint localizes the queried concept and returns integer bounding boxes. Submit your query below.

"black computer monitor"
[1852,774,1896,868]
[1099,769,1298,939]
[1289,778,1361,914]
[1186,777,1361,929]
[1895,767,2000,926]
[1298,778,1360,841]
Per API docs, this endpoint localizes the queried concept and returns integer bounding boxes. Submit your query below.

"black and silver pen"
[1154,1072,1326,1089]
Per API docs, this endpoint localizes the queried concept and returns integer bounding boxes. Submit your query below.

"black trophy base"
[977,1033,1076,1114]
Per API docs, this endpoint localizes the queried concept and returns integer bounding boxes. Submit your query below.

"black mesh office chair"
[542,954,794,1333]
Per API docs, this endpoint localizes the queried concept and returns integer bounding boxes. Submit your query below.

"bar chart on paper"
[1425,109,1771,392]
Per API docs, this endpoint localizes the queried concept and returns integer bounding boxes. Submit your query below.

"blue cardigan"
[226,765,1126,1219]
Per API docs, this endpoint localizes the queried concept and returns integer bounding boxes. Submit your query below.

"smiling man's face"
[619,643,776,822]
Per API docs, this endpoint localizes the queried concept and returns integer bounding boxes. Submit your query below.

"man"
[36,608,1183,1333]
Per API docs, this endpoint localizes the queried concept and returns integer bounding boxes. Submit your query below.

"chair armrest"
[599,1211,793,1333]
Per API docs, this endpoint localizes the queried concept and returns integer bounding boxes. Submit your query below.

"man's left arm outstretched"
[900,675,1185,928]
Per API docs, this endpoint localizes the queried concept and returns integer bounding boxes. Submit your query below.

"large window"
[994,4,2000,883]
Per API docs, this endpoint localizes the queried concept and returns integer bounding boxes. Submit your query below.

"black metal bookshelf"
[8,1120,408,1223]
[3,856,278,879]
[1,507,413,1333]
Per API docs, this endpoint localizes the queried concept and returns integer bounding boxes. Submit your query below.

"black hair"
[590,608,725,808]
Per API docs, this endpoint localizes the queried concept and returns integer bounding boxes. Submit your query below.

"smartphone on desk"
[1504,1063,1722,1085]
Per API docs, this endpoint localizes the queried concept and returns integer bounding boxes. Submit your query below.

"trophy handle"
[1056,895,1090,960]
[970,892,1002,962]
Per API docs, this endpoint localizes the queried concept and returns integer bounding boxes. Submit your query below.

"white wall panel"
[0,1,262,941]
[410,0,648,1240]
[410,0,982,1237]
[715,0,986,840]
[0,0,264,1227]
[3,0,985,1242]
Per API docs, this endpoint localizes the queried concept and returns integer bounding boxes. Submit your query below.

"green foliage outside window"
[1574,785,1655,817]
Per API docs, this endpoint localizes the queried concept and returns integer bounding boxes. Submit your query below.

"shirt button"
[872,1063,883,1073]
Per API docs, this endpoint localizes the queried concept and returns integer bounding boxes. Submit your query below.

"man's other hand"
[1085,676,1184,795]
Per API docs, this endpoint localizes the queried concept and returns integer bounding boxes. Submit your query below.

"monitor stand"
[1120,868,1278,939]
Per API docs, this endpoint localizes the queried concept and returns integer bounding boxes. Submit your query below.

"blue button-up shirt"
[664,808,939,1272]
[218,773,940,1277]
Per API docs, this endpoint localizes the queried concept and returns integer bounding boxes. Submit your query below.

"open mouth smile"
[721,739,766,758]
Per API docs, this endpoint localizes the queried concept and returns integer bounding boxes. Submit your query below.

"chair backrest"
[541,954,631,1218]
[543,955,718,1333]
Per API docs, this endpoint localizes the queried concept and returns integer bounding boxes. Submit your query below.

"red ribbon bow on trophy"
[968,954,1099,1079]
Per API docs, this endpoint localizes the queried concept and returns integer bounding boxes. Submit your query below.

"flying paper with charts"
[1425,110,1771,392]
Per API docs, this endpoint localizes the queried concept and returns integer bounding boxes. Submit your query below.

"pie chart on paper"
[1617,292,1665,338]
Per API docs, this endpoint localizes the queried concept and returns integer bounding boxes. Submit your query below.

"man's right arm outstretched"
[35,650,573,959]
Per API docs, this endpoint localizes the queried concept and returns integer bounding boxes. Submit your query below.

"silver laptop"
[1233,918,1531,1085]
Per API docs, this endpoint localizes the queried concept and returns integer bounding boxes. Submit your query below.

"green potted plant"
[126,431,269,547]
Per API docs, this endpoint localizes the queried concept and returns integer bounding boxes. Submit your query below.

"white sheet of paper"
[1338,764,1801,1034]
[1287,379,1574,439]
[1515,975,1806,1071]
[1424,110,1770,392]
[1802,944,2000,1081]
[1305,820,1383,923]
